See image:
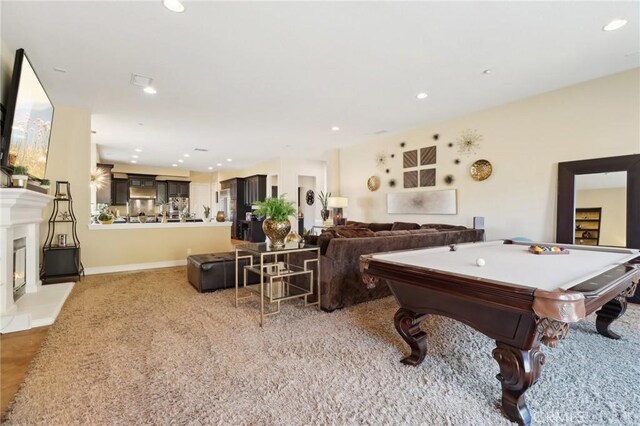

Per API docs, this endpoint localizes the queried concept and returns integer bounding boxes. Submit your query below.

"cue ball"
[476,258,486,267]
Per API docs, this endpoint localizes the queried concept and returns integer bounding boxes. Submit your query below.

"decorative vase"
[262,218,291,248]
[216,211,225,222]
[321,209,330,221]
[11,175,29,188]
[98,219,113,225]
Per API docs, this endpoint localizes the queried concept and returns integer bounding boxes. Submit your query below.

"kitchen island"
[84,221,232,274]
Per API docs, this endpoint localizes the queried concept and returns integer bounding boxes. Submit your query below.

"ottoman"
[187,252,259,292]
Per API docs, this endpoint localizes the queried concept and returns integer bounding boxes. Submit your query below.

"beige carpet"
[3,267,639,425]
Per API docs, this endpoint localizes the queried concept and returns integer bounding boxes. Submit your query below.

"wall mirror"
[556,154,640,301]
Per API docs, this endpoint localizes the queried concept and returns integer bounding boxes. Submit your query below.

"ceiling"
[1,1,638,172]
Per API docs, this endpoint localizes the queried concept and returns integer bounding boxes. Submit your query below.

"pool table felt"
[371,240,638,292]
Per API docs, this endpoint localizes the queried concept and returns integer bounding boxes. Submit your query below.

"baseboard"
[84,259,187,275]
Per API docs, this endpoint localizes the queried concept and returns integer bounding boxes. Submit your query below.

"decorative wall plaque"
[404,171,418,188]
[420,146,437,165]
[403,150,417,168]
[420,169,436,187]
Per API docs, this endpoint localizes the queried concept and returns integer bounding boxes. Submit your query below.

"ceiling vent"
[374,130,388,135]
[194,148,209,152]
[130,74,153,87]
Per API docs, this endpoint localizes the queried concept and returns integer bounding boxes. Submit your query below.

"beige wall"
[339,68,640,241]
[0,40,14,104]
[576,188,626,247]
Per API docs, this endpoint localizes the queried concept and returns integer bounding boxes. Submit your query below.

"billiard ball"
[476,258,486,267]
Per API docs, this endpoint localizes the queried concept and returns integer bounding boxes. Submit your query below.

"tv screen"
[1,49,54,180]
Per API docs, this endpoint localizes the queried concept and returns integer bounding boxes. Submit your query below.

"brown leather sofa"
[296,222,484,311]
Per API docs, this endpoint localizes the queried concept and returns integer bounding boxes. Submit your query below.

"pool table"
[360,240,640,425]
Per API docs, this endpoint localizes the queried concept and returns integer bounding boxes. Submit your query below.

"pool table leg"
[595,294,628,340]
[492,342,545,426]
[394,308,429,366]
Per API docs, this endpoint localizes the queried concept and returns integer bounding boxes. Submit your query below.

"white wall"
[339,68,640,242]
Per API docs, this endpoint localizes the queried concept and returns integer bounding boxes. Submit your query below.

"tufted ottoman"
[187,252,259,292]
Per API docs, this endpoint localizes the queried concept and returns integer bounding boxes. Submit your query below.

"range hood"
[129,187,156,199]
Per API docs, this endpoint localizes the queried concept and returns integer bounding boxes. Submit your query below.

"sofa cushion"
[421,223,468,231]
[391,221,421,231]
[368,223,394,232]
[334,227,375,238]
[346,220,371,228]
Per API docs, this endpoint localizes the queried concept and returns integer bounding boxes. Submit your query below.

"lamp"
[328,197,348,225]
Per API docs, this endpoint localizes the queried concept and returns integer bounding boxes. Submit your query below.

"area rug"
[3,267,639,425]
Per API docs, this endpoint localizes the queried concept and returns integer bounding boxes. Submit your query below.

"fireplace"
[13,238,27,301]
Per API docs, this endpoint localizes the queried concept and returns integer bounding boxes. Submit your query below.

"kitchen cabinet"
[156,181,168,203]
[244,174,267,206]
[112,179,129,205]
[95,163,113,205]
[168,180,190,198]
[129,175,156,188]
[220,177,246,239]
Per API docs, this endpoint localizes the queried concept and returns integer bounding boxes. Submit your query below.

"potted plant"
[40,178,50,189]
[253,195,296,248]
[318,190,331,222]
[98,211,114,225]
[203,205,211,222]
[11,165,29,188]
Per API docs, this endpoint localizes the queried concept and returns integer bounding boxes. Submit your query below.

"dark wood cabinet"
[220,177,247,239]
[167,180,190,197]
[575,207,602,246]
[240,220,266,242]
[244,174,267,206]
[95,163,113,205]
[156,181,168,203]
[112,179,129,205]
[129,175,156,189]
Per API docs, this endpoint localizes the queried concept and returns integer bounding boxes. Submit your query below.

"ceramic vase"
[216,211,225,222]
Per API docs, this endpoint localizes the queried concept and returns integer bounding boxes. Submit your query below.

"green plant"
[98,211,113,221]
[13,165,28,176]
[40,178,50,186]
[253,195,296,222]
[303,228,311,236]
[203,205,211,218]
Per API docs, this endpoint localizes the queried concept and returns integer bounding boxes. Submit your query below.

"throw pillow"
[391,221,421,231]
[334,227,375,238]
[368,223,394,232]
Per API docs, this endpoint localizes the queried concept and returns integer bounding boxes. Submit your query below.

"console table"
[235,242,320,326]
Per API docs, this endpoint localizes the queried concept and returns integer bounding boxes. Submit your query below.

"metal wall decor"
[387,189,457,215]
[457,128,483,155]
[367,176,381,191]
[403,150,418,168]
[444,175,455,185]
[470,159,493,181]
[404,171,418,188]
[420,146,436,165]
[305,190,315,205]
[420,169,436,187]
[389,179,397,187]
[375,152,388,167]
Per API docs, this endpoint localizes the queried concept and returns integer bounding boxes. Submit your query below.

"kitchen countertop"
[88,221,232,230]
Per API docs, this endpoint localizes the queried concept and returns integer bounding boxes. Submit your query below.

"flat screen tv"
[0,48,54,180]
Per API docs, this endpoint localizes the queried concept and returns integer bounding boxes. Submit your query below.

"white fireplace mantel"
[1,188,74,333]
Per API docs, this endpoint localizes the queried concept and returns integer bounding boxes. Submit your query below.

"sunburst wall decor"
[456,129,483,155]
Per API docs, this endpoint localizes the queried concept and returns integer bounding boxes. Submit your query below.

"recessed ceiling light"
[226,158,232,162]
[217,163,222,167]
[143,86,157,94]
[416,92,428,100]
[208,166,213,170]
[132,155,139,159]
[331,126,340,131]
[172,163,178,167]
[603,19,627,31]
[178,159,184,163]
[183,154,190,157]
[482,69,493,75]
[135,148,142,152]
[131,160,137,164]
[163,0,185,13]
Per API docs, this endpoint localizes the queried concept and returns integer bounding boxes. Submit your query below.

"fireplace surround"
[1,188,74,333]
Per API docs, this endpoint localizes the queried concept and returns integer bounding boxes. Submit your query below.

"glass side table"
[235,242,321,326]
